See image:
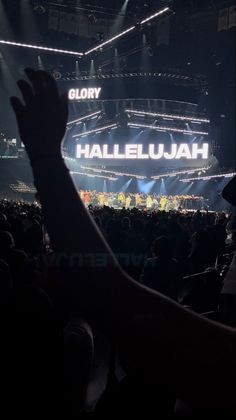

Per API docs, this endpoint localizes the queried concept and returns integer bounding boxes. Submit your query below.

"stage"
[79,189,207,211]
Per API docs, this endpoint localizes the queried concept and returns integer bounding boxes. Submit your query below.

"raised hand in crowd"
[10,68,68,161]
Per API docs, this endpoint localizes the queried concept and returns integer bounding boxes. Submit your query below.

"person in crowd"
[9,68,236,413]
[98,191,106,206]
[83,190,91,207]
[125,194,131,209]
[160,195,167,211]
[140,236,182,300]
[135,193,141,207]
[188,229,217,273]
[0,230,33,286]
[146,194,153,209]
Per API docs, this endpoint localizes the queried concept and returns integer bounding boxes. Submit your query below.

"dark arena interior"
[0,0,235,416]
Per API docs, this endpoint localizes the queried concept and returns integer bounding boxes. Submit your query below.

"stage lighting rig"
[0,6,171,58]
[128,122,208,136]
[180,173,236,182]
[33,2,46,15]
[81,166,147,180]
[151,166,211,180]
[0,40,84,57]
[67,111,102,126]
[70,171,118,181]
[125,109,210,124]
[72,123,118,139]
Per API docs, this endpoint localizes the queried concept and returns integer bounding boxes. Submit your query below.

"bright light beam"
[125,109,210,123]
[72,123,118,138]
[84,7,170,56]
[140,7,170,24]
[84,26,135,55]
[67,111,101,126]
[0,40,84,56]
[128,122,208,136]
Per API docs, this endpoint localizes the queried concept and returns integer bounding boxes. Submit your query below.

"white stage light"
[81,166,147,179]
[128,122,208,136]
[151,166,211,179]
[84,26,135,55]
[70,171,118,181]
[72,123,118,138]
[125,109,210,123]
[67,111,101,126]
[180,172,236,182]
[140,7,170,24]
[0,39,84,56]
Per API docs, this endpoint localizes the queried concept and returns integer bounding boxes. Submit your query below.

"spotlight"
[75,60,80,77]
[33,4,46,15]
[37,55,44,70]
[97,32,104,42]
[52,70,61,80]
[88,14,97,24]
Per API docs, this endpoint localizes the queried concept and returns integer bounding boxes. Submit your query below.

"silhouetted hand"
[10,68,68,161]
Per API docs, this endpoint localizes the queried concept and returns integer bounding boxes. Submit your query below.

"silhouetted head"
[154,236,173,258]
[0,213,8,230]
[121,217,131,230]
[0,231,15,251]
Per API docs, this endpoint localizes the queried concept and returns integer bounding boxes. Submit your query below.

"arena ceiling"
[0,0,235,167]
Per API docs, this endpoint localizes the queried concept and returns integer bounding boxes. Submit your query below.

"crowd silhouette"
[0,69,235,415]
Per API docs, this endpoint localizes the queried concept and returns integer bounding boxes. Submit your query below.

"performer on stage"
[146,194,153,209]
[166,195,172,211]
[135,193,142,208]
[117,192,125,207]
[172,196,178,211]
[98,192,106,206]
[130,194,135,207]
[160,195,167,211]
[83,190,91,206]
[107,192,116,207]
[91,190,98,206]
[125,194,131,209]
[152,196,158,209]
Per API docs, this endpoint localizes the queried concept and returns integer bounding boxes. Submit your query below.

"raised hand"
[10,68,68,161]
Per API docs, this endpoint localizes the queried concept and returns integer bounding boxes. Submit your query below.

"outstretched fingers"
[25,68,58,101]
[38,70,59,99]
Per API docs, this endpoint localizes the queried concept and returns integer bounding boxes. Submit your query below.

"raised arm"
[10,68,118,259]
